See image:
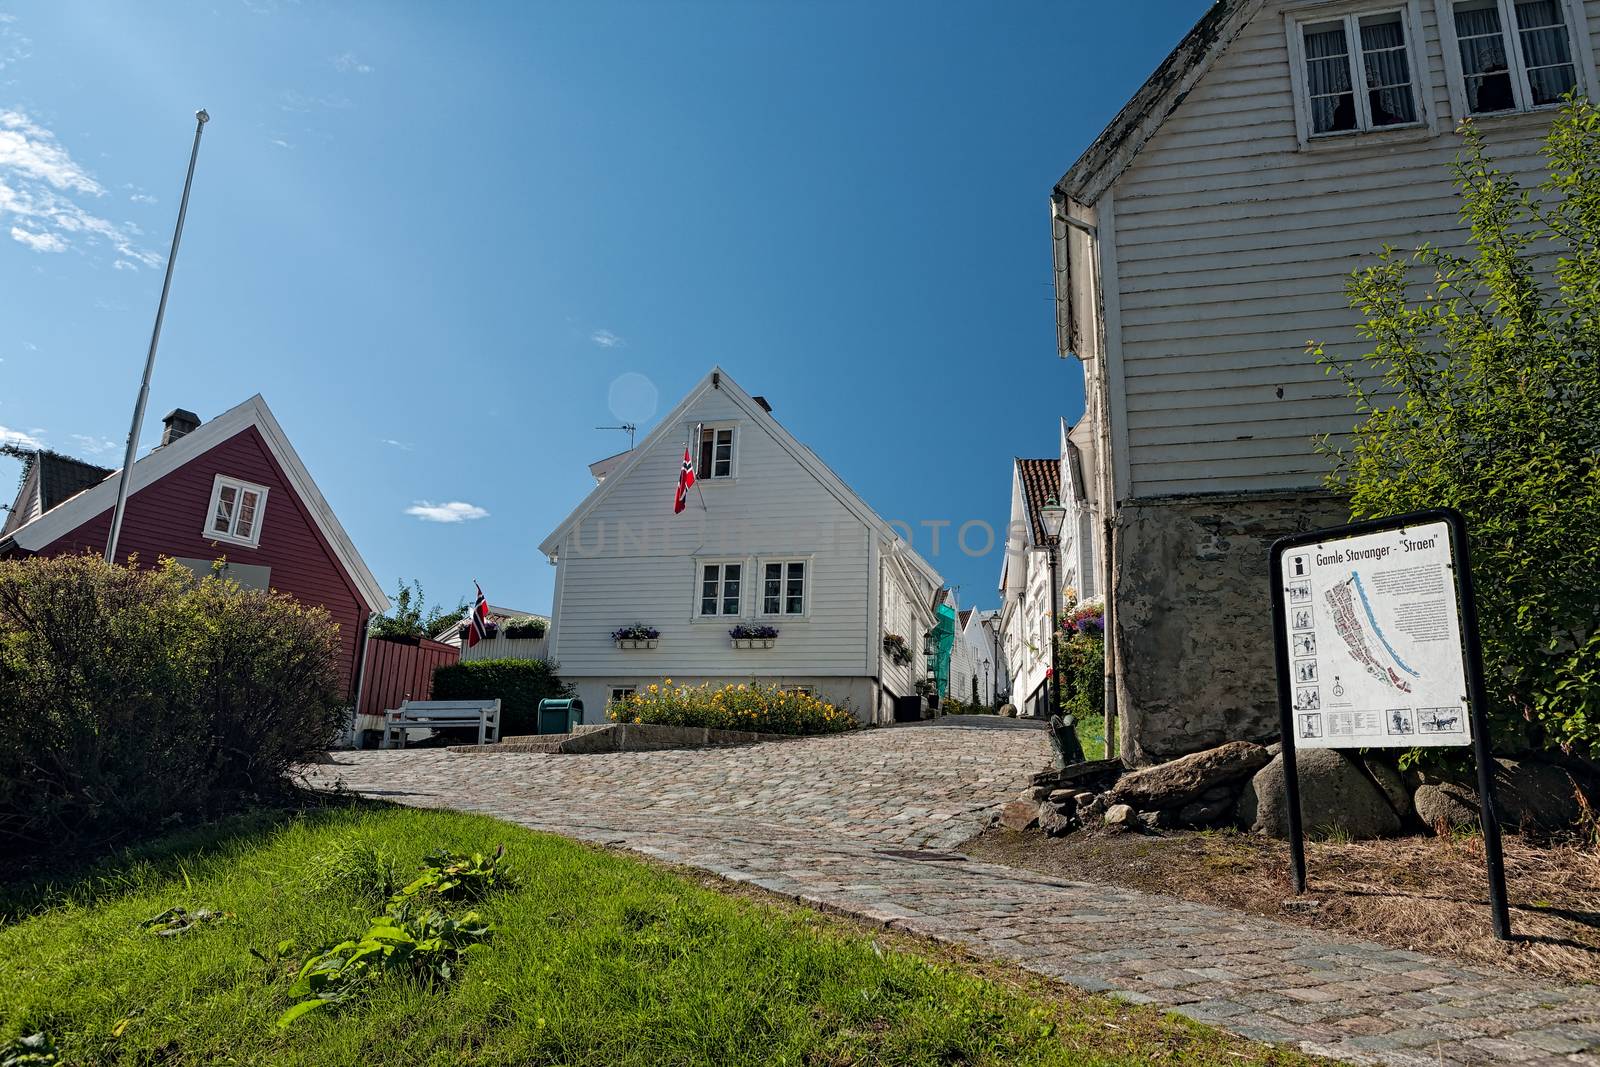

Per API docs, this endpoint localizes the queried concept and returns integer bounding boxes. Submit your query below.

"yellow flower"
[664,678,673,685]
[649,684,659,693]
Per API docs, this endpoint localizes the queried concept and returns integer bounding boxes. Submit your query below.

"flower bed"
[608,680,856,736]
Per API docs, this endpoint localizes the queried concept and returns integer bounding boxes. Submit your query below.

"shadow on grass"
[0,792,392,924]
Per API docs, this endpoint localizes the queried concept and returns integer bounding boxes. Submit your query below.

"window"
[1450,0,1579,114]
[760,560,807,616]
[696,426,734,479]
[1298,10,1421,136]
[785,685,814,697]
[698,562,742,616]
[608,686,636,706]
[205,475,268,547]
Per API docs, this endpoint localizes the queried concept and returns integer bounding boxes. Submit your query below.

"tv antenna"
[596,422,637,451]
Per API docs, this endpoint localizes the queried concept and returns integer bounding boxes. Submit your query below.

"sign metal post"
[1268,507,1510,940]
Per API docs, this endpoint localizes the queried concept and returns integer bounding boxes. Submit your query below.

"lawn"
[0,804,1314,1066]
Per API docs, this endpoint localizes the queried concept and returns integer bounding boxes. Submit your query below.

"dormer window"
[696,425,734,480]
[206,475,267,548]
[1292,10,1422,139]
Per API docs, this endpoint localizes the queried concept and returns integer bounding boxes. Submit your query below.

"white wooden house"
[538,367,945,723]
[1050,0,1600,760]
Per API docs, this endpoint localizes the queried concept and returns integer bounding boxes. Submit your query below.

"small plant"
[392,846,509,907]
[609,680,855,736]
[0,1033,58,1067]
[612,624,660,641]
[139,905,234,937]
[913,678,934,697]
[502,616,547,639]
[882,633,913,666]
[304,840,399,904]
[729,625,778,640]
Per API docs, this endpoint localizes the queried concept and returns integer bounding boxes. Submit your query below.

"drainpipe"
[1052,193,1121,762]
[349,611,380,748]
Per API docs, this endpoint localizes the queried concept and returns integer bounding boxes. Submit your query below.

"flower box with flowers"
[612,624,660,650]
[729,625,778,649]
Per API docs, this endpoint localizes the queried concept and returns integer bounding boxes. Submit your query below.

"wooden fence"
[358,636,460,719]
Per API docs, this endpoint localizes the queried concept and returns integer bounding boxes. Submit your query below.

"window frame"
[1286,2,1434,144]
[694,423,738,481]
[693,558,746,619]
[1435,0,1595,119]
[607,685,637,707]
[204,474,269,548]
[757,556,811,619]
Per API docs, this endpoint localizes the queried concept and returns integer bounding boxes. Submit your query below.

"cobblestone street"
[307,718,1600,1065]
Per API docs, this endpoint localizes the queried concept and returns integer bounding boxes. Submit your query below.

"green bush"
[1316,99,1600,757]
[430,659,572,736]
[610,680,857,736]
[0,554,343,857]
[1057,632,1105,727]
[502,616,546,640]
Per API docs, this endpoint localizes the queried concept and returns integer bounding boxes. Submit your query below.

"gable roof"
[538,366,943,589]
[1,395,388,613]
[1015,457,1060,547]
[3,450,115,538]
[1055,0,1261,205]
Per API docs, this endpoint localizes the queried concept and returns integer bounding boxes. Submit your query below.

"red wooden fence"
[358,636,460,718]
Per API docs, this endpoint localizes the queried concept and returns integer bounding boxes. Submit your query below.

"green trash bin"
[536,698,584,735]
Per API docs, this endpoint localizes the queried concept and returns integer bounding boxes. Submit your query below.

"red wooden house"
[1,395,389,698]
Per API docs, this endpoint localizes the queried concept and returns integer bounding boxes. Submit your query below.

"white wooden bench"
[382,699,501,749]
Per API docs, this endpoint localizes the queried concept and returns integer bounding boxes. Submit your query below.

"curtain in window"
[1360,17,1417,125]
[1305,22,1356,132]
[1456,2,1515,112]
[1515,0,1576,104]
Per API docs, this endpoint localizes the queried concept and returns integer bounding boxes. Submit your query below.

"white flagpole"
[105,109,210,564]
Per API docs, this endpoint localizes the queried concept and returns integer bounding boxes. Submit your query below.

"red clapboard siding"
[359,636,460,718]
[31,426,371,697]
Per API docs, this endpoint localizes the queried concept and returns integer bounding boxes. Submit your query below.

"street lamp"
[1037,497,1068,722]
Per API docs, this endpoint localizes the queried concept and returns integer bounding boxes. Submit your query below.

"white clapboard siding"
[548,379,909,689]
[1108,0,1600,496]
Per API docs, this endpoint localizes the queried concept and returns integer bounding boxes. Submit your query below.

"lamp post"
[1038,497,1068,720]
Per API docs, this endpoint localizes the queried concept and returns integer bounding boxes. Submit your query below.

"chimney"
[753,395,772,414]
[161,408,201,446]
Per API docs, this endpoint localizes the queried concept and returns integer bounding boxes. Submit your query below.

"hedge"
[431,658,573,736]
[610,681,857,736]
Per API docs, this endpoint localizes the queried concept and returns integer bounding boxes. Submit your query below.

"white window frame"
[1286,2,1434,145]
[204,474,268,548]
[694,423,738,481]
[757,556,811,619]
[693,558,746,619]
[607,685,637,707]
[1435,0,1596,119]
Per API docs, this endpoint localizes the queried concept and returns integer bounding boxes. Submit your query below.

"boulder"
[999,799,1040,832]
[1413,781,1479,832]
[1363,758,1415,825]
[1104,803,1137,832]
[1238,750,1402,840]
[1110,741,1271,810]
[1039,803,1078,837]
[998,704,1017,718]
[1177,794,1234,827]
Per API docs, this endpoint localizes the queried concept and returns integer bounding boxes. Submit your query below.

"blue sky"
[0,0,1206,617]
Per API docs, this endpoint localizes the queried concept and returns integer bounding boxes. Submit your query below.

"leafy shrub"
[0,554,343,857]
[501,616,546,639]
[1315,99,1600,757]
[371,579,465,641]
[609,680,856,735]
[430,658,573,736]
[1057,632,1105,727]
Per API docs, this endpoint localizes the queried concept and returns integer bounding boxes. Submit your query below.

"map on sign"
[1278,519,1471,749]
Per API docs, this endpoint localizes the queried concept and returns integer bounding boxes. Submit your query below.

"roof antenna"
[596,423,637,451]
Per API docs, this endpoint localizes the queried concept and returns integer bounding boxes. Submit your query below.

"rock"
[1498,759,1583,832]
[1267,742,1283,757]
[1076,794,1107,819]
[999,799,1040,832]
[1177,794,1233,827]
[1237,750,1402,840]
[1022,786,1051,802]
[1363,758,1414,824]
[998,703,1017,718]
[1138,811,1163,831]
[1111,741,1272,810]
[1047,789,1078,804]
[1413,781,1479,832]
[1104,803,1137,832]
[1039,803,1078,837]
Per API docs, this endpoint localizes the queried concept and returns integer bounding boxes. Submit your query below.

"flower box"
[731,637,776,650]
[615,638,659,650]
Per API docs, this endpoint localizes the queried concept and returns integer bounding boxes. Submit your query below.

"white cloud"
[70,433,118,455]
[0,112,160,266]
[0,424,43,449]
[332,51,372,74]
[129,192,156,204]
[590,329,624,348]
[379,438,413,451]
[405,501,488,523]
[269,138,292,149]
[10,225,62,252]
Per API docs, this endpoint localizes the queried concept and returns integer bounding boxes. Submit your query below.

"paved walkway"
[306,718,1600,1066]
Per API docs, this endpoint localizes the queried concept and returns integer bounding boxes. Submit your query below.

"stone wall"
[1114,490,1350,764]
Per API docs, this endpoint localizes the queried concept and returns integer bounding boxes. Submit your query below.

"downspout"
[1052,193,1121,762]
[349,610,380,747]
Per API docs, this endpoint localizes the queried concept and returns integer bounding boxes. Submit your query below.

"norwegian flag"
[466,582,492,647]
[674,445,697,514]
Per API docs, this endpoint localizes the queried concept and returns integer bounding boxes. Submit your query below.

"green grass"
[1075,712,1108,761]
[0,805,1311,1066]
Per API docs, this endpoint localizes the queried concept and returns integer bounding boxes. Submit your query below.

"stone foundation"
[1113,490,1350,764]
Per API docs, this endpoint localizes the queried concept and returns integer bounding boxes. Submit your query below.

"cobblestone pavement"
[306,718,1600,1066]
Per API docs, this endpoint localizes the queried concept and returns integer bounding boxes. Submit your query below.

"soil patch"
[962,825,1600,983]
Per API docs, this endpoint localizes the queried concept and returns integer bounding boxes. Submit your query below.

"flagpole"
[105,108,210,564]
